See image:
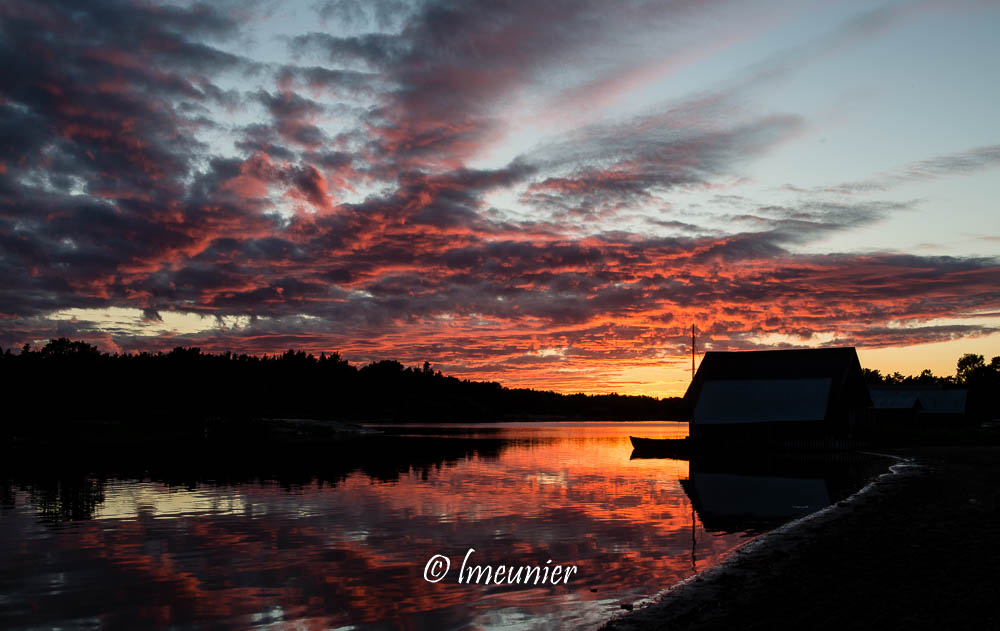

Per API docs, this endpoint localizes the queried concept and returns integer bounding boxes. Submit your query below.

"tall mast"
[691,324,696,381]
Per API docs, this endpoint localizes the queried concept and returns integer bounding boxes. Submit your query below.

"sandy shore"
[602,446,1000,630]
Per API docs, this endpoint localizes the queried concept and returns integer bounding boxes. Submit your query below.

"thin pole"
[691,324,696,381]
[691,499,696,572]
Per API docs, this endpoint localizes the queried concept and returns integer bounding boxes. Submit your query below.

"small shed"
[683,347,871,442]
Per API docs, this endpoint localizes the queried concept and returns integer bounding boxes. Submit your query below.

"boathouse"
[869,386,969,428]
[683,347,871,442]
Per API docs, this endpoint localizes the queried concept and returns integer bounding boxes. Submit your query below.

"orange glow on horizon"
[437,331,1000,398]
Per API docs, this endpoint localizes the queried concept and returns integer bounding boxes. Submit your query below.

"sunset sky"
[1,0,998,396]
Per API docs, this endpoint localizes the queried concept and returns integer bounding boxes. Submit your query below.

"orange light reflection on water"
[2,422,754,630]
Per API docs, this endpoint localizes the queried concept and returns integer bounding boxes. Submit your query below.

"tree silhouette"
[957,353,986,385]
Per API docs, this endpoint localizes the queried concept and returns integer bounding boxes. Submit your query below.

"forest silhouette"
[1,338,683,427]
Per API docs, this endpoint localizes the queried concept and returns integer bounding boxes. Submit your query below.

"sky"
[1,0,999,396]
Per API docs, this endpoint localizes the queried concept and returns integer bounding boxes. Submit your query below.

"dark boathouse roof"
[683,347,872,427]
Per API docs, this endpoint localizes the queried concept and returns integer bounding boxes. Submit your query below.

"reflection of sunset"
[1,423,756,630]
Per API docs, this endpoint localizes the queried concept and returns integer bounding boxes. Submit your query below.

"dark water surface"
[0,422,887,630]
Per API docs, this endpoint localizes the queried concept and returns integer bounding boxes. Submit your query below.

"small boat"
[629,436,691,459]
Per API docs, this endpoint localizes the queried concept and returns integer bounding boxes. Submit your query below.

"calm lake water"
[0,422,887,630]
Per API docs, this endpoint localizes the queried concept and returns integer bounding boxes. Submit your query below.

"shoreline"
[601,446,1000,630]
[601,453,915,627]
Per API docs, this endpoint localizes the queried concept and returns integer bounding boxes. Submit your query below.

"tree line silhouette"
[862,353,1000,386]
[1,338,685,427]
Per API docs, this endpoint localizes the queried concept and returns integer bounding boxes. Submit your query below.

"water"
[0,422,887,630]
